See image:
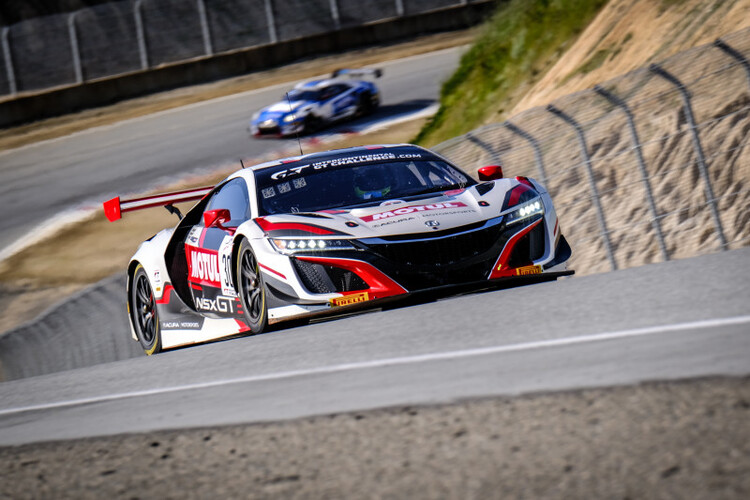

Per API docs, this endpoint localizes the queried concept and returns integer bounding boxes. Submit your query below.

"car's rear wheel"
[130,264,162,355]
[237,239,268,334]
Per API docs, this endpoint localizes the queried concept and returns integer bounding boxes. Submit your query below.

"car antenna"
[240,158,246,169]
[285,92,304,156]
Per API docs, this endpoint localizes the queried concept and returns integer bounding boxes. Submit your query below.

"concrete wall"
[0,274,142,381]
[0,1,496,129]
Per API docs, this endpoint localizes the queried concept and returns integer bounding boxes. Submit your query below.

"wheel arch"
[230,236,247,295]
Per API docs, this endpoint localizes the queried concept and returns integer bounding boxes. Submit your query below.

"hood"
[259,179,522,239]
[258,100,314,118]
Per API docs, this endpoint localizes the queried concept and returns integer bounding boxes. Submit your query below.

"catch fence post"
[395,0,405,17]
[649,64,727,250]
[547,104,617,271]
[594,84,669,262]
[503,121,548,184]
[1,27,16,94]
[329,0,341,29]
[134,0,149,70]
[68,13,83,84]
[196,0,213,56]
[264,0,278,43]
[713,39,750,90]
[466,132,502,166]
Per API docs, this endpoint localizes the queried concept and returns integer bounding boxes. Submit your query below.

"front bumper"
[262,214,569,318]
[250,119,304,137]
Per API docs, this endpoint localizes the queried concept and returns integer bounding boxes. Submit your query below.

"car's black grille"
[359,217,546,291]
[364,223,501,269]
[256,126,280,136]
[292,259,368,294]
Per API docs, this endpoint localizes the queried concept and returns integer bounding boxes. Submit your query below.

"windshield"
[255,158,476,215]
[286,89,319,102]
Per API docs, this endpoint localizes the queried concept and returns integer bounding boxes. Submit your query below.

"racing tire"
[357,92,374,116]
[303,115,321,135]
[236,239,268,334]
[130,264,162,355]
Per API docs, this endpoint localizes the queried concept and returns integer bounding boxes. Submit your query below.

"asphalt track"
[0,46,463,255]
[0,246,748,446]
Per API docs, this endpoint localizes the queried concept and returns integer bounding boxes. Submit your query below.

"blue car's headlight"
[283,114,298,123]
[505,198,544,225]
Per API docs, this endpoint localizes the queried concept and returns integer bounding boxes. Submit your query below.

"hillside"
[417,0,750,145]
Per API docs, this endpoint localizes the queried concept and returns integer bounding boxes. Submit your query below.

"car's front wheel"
[130,264,162,355]
[236,239,268,334]
[357,92,374,116]
[303,114,321,135]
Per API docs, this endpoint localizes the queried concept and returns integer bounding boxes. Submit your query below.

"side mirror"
[203,208,231,229]
[478,165,504,181]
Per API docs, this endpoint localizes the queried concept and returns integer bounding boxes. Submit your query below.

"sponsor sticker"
[270,153,398,180]
[360,202,467,223]
[187,227,202,244]
[195,296,236,313]
[515,265,542,276]
[186,245,221,287]
[218,236,237,298]
[330,292,369,307]
[161,320,202,330]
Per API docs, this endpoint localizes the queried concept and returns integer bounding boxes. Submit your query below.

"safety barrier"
[0,0,495,127]
[434,27,750,276]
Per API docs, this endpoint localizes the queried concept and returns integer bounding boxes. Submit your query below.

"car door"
[184,178,252,319]
[319,84,354,120]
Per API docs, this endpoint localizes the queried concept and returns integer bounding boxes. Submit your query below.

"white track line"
[2,314,749,417]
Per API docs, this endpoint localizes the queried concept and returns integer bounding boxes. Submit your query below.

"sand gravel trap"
[1,377,747,499]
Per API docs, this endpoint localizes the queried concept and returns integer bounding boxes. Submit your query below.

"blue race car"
[250,68,382,137]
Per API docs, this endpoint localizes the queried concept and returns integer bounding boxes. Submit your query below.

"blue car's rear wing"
[331,68,382,79]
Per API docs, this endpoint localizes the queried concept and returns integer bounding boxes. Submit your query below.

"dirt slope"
[506,0,750,117]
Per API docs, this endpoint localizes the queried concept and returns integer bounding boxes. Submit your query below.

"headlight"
[270,238,355,254]
[283,114,298,123]
[505,198,544,225]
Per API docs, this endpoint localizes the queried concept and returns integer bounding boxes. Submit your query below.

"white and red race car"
[104,144,572,354]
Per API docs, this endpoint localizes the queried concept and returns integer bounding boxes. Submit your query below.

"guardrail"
[0,0,491,98]
[434,27,750,276]
[0,1,496,128]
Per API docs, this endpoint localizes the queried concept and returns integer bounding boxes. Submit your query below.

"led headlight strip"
[504,197,544,225]
[270,238,355,254]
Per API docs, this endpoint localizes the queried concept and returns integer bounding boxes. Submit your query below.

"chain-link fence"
[434,27,750,276]
[0,0,481,96]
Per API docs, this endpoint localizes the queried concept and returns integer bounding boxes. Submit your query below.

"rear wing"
[331,68,383,79]
[103,186,213,222]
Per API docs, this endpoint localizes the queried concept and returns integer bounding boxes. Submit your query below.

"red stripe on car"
[488,219,543,279]
[254,217,337,235]
[259,263,287,280]
[296,256,408,299]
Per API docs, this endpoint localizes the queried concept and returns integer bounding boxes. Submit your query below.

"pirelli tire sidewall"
[236,238,268,334]
[130,264,162,355]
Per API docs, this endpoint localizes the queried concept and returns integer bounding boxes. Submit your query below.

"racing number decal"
[219,236,237,297]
